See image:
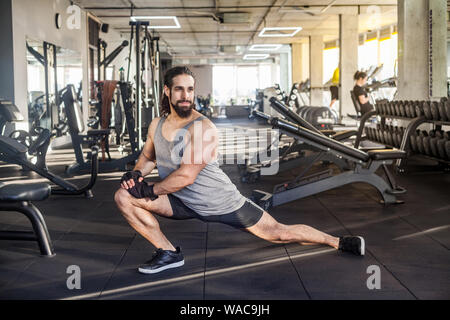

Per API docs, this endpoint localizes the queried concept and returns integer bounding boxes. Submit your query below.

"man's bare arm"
[121,118,159,189]
[153,120,218,196]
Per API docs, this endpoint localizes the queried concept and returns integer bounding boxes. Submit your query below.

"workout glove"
[120,170,143,184]
[128,181,159,201]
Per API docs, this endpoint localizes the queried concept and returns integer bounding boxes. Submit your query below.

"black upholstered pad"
[331,130,358,141]
[0,135,28,154]
[367,149,406,160]
[270,117,371,162]
[87,129,110,136]
[0,182,50,201]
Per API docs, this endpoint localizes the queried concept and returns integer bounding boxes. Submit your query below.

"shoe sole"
[357,236,365,256]
[138,260,185,274]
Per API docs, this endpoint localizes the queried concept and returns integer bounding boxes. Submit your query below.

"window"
[358,38,378,71]
[212,64,276,105]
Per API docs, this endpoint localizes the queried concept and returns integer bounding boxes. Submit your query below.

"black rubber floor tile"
[382,264,450,299]
[98,249,205,299]
[0,250,38,289]
[54,231,134,251]
[205,246,307,299]
[285,246,415,298]
[346,217,421,246]
[0,248,126,300]
[128,232,206,251]
[367,241,450,271]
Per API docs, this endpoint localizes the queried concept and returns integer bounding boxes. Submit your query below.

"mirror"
[26,37,82,135]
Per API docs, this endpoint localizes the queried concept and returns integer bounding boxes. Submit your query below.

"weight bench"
[251,110,406,209]
[0,135,99,198]
[0,182,54,256]
[240,98,357,183]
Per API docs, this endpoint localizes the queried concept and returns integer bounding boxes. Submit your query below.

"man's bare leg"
[246,211,339,249]
[114,188,176,251]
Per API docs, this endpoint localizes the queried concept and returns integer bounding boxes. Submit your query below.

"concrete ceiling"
[73,0,397,59]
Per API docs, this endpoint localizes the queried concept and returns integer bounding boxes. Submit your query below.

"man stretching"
[114,66,365,274]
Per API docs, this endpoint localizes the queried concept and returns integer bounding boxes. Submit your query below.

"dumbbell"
[423,101,433,120]
[409,129,420,153]
[400,101,407,117]
[376,124,383,143]
[375,101,381,115]
[408,101,417,118]
[389,126,396,146]
[445,133,450,160]
[381,101,389,116]
[394,101,400,117]
[298,106,308,118]
[382,102,389,116]
[422,130,433,156]
[415,101,425,117]
[437,131,450,160]
[398,127,405,148]
[417,131,429,154]
[404,101,411,118]
[430,101,440,121]
[393,126,401,148]
[364,127,371,140]
[445,100,450,121]
[383,127,392,146]
[429,130,443,158]
[437,101,447,122]
[389,102,396,116]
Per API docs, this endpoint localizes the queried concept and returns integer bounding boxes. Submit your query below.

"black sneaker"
[338,236,365,256]
[138,247,185,274]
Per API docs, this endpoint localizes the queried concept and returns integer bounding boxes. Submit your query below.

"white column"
[309,35,323,106]
[397,0,447,100]
[339,14,359,117]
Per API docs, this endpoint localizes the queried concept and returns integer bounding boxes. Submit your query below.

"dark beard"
[172,100,194,118]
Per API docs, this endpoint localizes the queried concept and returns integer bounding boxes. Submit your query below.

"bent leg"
[245,211,339,249]
[114,188,176,251]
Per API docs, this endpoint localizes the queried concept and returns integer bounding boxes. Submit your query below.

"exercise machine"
[251,108,406,210]
[62,83,139,175]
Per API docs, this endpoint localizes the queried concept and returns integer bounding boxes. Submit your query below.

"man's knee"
[114,188,132,209]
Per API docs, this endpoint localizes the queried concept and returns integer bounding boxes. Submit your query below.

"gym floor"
[0,117,449,300]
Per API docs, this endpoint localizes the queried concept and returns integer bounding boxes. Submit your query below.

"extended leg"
[246,211,339,249]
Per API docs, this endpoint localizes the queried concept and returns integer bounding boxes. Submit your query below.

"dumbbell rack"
[354,99,450,172]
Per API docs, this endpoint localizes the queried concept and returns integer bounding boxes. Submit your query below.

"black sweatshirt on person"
[353,84,374,115]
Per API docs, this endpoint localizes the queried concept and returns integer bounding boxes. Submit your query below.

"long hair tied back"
[354,71,367,81]
[160,66,196,116]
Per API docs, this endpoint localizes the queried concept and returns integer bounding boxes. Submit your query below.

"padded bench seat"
[0,182,51,201]
[368,149,407,161]
[87,129,110,136]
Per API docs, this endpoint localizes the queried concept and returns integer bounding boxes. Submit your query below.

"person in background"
[353,71,374,115]
[329,67,339,109]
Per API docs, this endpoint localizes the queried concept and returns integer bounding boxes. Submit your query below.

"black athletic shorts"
[167,194,264,229]
[330,85,339,100]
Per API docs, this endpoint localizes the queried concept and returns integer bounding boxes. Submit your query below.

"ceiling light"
[243,54,270,60]
[249,44,282,51]
[130,16,180,29]
[258,27,302,37]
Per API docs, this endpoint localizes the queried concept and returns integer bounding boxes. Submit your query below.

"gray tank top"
[154,115,246,216]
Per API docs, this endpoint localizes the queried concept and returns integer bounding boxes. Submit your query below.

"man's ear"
[163,85,170,99]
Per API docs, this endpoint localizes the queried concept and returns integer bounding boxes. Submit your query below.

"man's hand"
[120,170,144,190]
